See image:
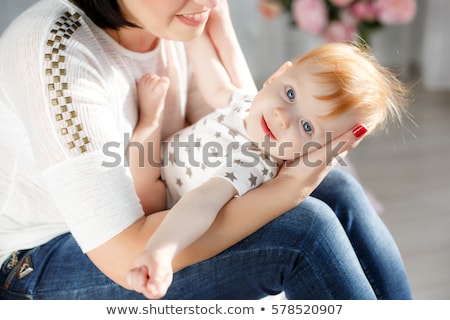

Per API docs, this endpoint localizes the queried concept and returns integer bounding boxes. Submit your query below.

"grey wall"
[0,0,37,32]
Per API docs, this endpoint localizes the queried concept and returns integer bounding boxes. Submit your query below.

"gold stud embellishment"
[44,12,90,154]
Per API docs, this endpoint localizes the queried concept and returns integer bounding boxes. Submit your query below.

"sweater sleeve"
[0,8,144,252]
[42,152,144,251]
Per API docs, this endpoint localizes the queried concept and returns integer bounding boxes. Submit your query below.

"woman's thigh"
[1,170,384,300]
[1,202,374,300]
[311,168,412,299]
[166,195,376,299]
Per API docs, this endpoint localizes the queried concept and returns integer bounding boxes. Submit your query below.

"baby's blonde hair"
[293,42,410,133]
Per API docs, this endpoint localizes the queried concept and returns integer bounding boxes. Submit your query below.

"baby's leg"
[131,74,170,215]
[137,74,170,124]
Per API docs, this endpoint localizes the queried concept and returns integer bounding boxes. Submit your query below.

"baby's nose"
[274,107,291,129]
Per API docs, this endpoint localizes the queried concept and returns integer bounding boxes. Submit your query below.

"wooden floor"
[349,86,450,299]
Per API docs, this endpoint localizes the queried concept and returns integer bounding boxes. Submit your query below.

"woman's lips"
[261,116,276,140]
[177,11,209,26]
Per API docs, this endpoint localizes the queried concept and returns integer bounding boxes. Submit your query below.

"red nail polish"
[352,125,368,138]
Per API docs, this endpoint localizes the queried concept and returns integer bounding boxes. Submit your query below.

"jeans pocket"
[1,250,34,290]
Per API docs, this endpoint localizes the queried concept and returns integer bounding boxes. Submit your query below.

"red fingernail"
[352,125,368,138]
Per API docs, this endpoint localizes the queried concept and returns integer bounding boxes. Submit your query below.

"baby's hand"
[137,74,170,125]
[126,250,173,300]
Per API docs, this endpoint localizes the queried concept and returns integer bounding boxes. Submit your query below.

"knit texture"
[0,0,204,264]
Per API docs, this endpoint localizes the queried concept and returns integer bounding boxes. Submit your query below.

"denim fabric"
[0,169,412,300]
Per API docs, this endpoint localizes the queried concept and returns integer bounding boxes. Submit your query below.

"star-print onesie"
[161,91,279,208]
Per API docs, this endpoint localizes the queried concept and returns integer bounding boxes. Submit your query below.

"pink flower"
[260,0,418,44]
[350,2,378,22]
[340,8,359,26]
[323,13,358,42]
[259,0,284,20]
[374,0,417,24]
[330,0,354,7]
[292,0,329,35]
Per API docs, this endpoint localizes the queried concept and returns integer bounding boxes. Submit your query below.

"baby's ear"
[263,61,292,87]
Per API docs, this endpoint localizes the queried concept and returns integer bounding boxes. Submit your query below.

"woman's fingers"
[278,124,367,185]
[306,124,368,167]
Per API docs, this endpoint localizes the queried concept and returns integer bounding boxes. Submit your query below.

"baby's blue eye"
[286,88,295,101]
[301,120,313,134]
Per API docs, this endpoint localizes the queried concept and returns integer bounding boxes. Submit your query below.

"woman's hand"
[277,125,367,203]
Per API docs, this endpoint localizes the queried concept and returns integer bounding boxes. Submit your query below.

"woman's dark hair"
[72,0,139,30]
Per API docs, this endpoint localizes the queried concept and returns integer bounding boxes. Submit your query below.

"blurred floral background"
[259,0,417,43]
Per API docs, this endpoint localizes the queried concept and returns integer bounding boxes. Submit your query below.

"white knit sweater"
[0,0,206,265]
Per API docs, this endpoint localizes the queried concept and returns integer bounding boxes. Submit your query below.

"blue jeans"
[0,169,412,299]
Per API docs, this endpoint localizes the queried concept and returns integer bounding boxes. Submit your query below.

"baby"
[127,36,409,299]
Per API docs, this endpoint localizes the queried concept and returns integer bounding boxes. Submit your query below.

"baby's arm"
[205,0,256,93]
[128,74,170,215]
[187,32,237,109]
[127,177,237,299]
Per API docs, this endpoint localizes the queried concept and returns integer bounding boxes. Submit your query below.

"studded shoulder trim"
[44,12,90,154]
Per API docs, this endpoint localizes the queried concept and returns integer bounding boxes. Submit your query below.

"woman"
[0,0,411,299]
